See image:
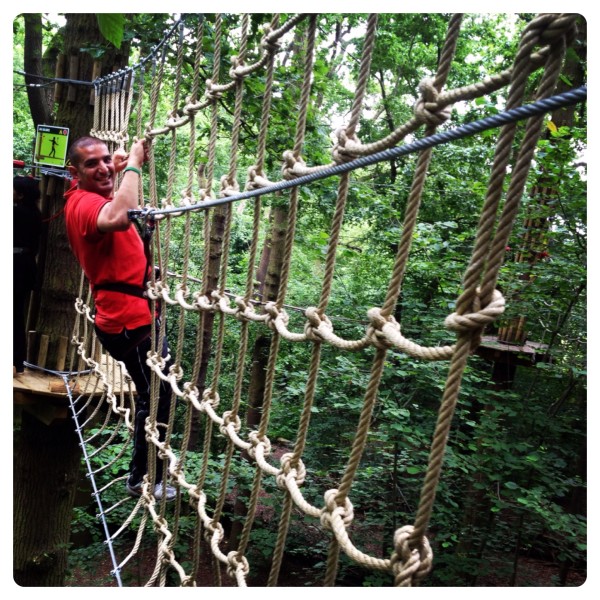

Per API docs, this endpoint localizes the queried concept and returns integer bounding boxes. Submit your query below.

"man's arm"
[97,139,148,233]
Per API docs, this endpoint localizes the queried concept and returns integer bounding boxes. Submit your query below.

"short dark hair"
[67,136,107,168]
[13,175,40,206]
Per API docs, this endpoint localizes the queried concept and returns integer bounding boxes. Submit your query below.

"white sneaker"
[154,481,177,502]
[126,477,176,502]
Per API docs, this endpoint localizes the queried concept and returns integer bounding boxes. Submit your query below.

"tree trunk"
[14,13,131,586]
[187,205,228,450]
[254,208,273,301]
[13,411,81,586]
[23,14,52,126]
[35,14,131,366]
[228,201,288,549]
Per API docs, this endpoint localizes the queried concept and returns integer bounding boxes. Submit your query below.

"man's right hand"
[97,138,148,233]
[128,138,148,169]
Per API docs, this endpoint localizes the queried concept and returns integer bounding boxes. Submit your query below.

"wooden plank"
[13,369,66,399]
[67,54,79,102]
[13,354,136,402]
[27,330,37,363]
[90,60,102,105]
[56,336,69,372]
[54,53,65,103]
[37,334,49,368]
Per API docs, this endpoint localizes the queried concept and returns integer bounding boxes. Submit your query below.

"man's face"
[69,143,115,198]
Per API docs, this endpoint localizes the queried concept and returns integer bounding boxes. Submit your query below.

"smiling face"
[68,142,115,198]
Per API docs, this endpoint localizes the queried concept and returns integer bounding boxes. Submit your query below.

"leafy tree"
[13,13,586,586]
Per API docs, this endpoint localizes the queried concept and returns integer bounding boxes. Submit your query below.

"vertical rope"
[135,44,172,582]
[264,16,320,582]
[325,14,462,587]
[211,15,251,536]
[70,13,581,588]
[406,14,577,576]
[92,80,100,133]
[380,13,463,318]
[321,14,378,587]
[192,18,224,577]
[275,16,318,309]
[179,16,206,584]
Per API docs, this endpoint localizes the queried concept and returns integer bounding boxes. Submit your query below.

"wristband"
[123,166,142,176]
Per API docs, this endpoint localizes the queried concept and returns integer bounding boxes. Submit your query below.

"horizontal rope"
[94,17,184,86]
[129,85,586,222]
[15,17,184,90]
[14,70,96,87]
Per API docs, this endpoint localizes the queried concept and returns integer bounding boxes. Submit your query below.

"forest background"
[9,6,591,590]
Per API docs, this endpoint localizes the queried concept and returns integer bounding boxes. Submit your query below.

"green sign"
[34,125,70,167]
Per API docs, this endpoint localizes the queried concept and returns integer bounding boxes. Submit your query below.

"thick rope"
[66,12,582,587]
[407,14,578,565]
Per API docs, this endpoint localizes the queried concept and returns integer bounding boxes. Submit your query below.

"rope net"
[65,13,582,586]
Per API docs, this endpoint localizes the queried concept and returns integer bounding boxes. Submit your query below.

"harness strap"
[94,282,148,299]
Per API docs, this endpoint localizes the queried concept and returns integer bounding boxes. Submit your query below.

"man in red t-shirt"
[65,136,176,502]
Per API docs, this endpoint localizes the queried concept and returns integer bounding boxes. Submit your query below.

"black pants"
[95,320,173,485]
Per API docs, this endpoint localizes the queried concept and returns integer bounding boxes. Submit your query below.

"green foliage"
[16,12,586,587]
[96,14,126,49]
[12,17,35,161]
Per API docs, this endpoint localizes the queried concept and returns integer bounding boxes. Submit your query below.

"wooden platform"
[477,335,550,366]
[13,368,73,400]
[13,357,133,425]
[13,368,74,424]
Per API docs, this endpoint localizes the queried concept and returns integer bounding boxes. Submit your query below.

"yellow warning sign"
[34,125,70,167]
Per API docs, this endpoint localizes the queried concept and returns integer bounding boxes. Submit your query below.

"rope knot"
[182,97,201,117]
[366,307,398,349]
[229,56,246,80]
[234,296,252,320]
[413,78,451,127]
[246,164,266,190]
[247,430,271,459]
[220,174,240,196]
[204,520,224,545]
[174,283,190,307]
[332,127,362,163]
[390,525,433,586]
[261,27,281,53]
[534,13,578,47]
[180,575,195,587]
[281,150,307,180]
[179,194,194,207]
[202,387,220,409]
[182,382,199,406]
[444,288,505,334]
[168,363,184,381]
[264,302,287,331]
[221,410,241,434]
[204,79,222,101]
[146,349,167,372]
[320,489,354,530]
[165,115,179,132]
[154,280,168,301]
[211,289,225,305]
[192,291,216,312]
[226,551,250,579]
[303,307,332,342]
[277,453,306,489]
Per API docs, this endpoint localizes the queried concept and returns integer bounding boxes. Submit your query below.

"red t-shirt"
[64,182,152,334]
